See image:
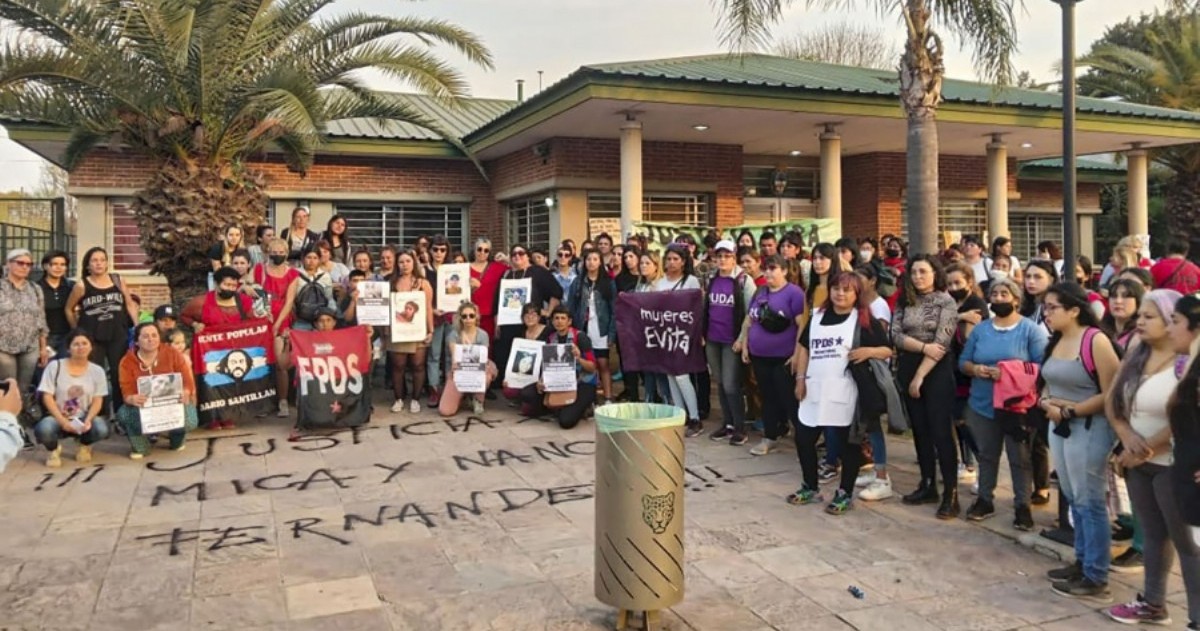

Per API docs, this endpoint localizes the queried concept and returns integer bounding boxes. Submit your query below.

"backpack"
[294,273,329,323]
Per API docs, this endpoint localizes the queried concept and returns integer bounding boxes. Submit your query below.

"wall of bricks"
[1017,179,1102,211]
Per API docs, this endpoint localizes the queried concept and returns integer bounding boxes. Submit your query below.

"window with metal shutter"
[1009,214,1064,263]
[586,192,710,227]
[334,203,466,258]
[507,198,551,252]
[899,199,987,247]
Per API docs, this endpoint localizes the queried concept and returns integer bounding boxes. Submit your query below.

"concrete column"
[619,118,643,239]
[1127,148,1149,239]
[986,136,1009,243]
[818,126,842,223]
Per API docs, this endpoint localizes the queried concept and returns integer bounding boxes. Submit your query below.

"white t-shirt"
[968,258,991,286]
[869,296,891,322]
[37,359,109,420]
[1130,368,1178,466]
[654,275,701,292]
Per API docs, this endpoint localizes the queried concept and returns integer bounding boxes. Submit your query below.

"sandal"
[786,486,822,505]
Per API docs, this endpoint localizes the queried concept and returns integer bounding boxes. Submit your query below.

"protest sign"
[194,319,276,424]
[436,263,471,313]
[291,326,372,429]
[137,373,186,433]
[614,289,706,374]
[541,344,577,393]
[356,281,390,326]
[497,278,532,326]
[390,290,427,343]
[505,338,543,389]
[452,344,488,394]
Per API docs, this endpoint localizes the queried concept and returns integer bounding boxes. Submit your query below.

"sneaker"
[858,478,894,502]
[1047,561,1083,582]
[818,463,839,483]
[825,490,852,515]
[786,485,824,505]
[730,431,748,446]
[277,401,289,418]
[684,422,704,438]
[391,400,405,413]
[855,470,877,488]
[709,426,735,441]
[750,438,777,456]
[76,444,92,464]
[1014,505,1035,531]
[471,399,484,415]
[46,445,62,468]
[1107,596,1170,625]
[958,464,977,482]
[965,499,996,521]
[409,399,421,414]
[1111,547,1145,573]
[129,452,144,460]
[1031,489,1051,506]
[1052,576,1112,602]
[171,443,186,452]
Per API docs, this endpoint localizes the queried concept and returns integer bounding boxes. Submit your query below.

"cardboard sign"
[137,373,185,433]
[452,344,489,394]
[391,290,428,343]
[436,263,471,313]
[356,281,390,326]
[497,278,532,326]
[541,344,577,393]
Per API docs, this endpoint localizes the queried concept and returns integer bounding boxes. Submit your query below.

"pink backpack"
[994,360,1040,413]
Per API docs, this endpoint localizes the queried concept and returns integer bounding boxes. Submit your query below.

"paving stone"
[285,575,382,620]
[189,587,288,630]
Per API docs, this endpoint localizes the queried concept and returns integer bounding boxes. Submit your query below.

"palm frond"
[712,0,789,52]
[928,0,1019,84]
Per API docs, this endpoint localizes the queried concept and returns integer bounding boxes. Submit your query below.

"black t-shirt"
[38,277,74,336]
[954,294,990,386]
[499,265,563,324]
[540,326,596,383]
[207,243,228,262]
[799,309,889,349]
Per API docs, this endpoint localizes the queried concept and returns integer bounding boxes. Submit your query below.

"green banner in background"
[630,218,841,254]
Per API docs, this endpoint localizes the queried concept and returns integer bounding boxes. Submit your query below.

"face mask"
[217,289,237,300]
[859,249,872,262]
[990,269,1009,282]
[990,302,1015,317]
[269,254,287,265]
[948,288,969,302]
[886,248,901,258]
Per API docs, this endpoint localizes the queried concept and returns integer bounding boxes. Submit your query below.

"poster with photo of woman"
[497,277,532,325]
[390,290,427,343]
[436,263,471,313]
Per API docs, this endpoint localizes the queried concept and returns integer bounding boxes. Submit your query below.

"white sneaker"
[958,464,977,482]
[471,400,484,415]
[391,400,405,413]
[277,401,289,417]
[76,444,92,463]
[970,481,979,495]
[855,470,877,488]
[409,399,421,414]
[749,438,776,456]
[46,445,62,468]
[858,478,894,501]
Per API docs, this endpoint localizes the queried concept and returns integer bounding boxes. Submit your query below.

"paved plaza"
[0,399,1190,631]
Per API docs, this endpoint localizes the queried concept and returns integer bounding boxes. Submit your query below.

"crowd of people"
[0,205,1198,627]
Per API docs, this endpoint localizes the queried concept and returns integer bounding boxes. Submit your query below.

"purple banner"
[615,289,706,374]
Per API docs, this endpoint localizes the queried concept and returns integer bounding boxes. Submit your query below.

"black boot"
[936,486,960,520]
[902,479,939,505]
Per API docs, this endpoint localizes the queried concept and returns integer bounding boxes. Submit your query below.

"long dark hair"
[807,242,836,292]
[579,250,614,302]
[901,254,947,306]
[1100,278,1145,343]
[1020,259,1059,317]
[662,243,695,281]
[1040,283,1109,393]
[1168,293,1200,428]
[80,246,110,279]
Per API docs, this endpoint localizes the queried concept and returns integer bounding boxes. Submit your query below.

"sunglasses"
[511,250,527,257]
[558,253,571,259]
[432,246,447,252]
[461,313,477,320]
[9,260,32,268]
[476,247,490,253]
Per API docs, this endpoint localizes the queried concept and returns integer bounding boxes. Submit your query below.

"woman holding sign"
[388,250,434,414]
[469,238,507,342]
[255,239,299,418]
[493,244,562,391]
[646,245,704,438]
[567,250,616,404]
[115,323,198,459]
[438,302,497,417]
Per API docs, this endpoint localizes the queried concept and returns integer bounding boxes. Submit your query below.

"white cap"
[713,239,736,253]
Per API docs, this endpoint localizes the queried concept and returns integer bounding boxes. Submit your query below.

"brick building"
[6,53,1198,305]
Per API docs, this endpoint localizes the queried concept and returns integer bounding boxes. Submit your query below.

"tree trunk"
[1166,168,1200,254]
[899,0,944,256]
[133,159,269,308]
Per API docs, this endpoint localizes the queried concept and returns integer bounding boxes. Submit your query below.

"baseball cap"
[713,240,736,253]
[154,305,177,321]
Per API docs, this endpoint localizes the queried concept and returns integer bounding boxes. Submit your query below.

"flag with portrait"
[193,319,276,423]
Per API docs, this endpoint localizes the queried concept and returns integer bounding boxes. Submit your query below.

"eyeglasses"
[9,260,32,268]
[1043,303,1065,313]
[461,313,477,320]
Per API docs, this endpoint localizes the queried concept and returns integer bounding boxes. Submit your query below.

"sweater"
[957,317,1048,419]
[118,345,197,404]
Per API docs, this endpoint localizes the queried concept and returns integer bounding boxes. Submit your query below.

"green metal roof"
[323,93,515,141]
[574,53,1200,123]
[1019,157,1127,172]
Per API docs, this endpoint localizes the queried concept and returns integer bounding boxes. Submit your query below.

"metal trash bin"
[594,402,685,624]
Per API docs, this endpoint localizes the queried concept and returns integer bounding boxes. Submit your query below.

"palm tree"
[0,0,492,302]
[715,0,1019,255]
[1082,9,1200,246]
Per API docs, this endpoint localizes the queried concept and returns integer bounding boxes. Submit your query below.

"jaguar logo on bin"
[641,492,675,534]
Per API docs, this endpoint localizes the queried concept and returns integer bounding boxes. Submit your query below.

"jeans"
[898,353,958,489]
[1049,417,1116,583]
[955,397,979,468]
[750,355,795,441]
[822,427,842,468]
[90,336,127,413]
[0,348,39,398]
[427,320,450,390]
[705,342,745,430]
[116,404,199,455]
[795,422,862,497]
[665,374,699,423]
[965,407,1033,508]
[519,382,597,429]
[33,416,110,450]
[1126,463,1200,621]
[869,430,888,471]
[642,372,669,405]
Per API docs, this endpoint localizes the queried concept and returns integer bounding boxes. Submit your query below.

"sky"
[0,0,1167,191]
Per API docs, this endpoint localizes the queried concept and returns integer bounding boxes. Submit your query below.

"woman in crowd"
[438,302,497,417]
[704,240,756,446]
[351,250,374,278]
[314,240,349,287]
[247,225,274,267]
[38,250,74,357]
[791,271,891,513]
[275,248,337,334]
[852,263,895,501]
[988,254,1014,289]
[115,323,198,459]
[208,224,244,272]
[858,237,881,265]
[1036,240,1066,277]
[991,236,1022,283]
[322,215,353,265]
[613,246,641,402]
[469,238,507,341]
[650,245,704,437]
[1100,236,1149,289]
[229,250,270,319]
[280,206,320,264]
[1074,256,1106,319]
[1100,290,1199,619]
[255,238,299,417]
[552,245,578,307]
[802,243,837,328]
[739,248,765,286]
[501,304,546,401]
[891,254,960,518]
[834,237,858,271]
[957,278,1049,529]
[1102,278,1145,351]
[33,329,110,466]
[65,247,140,410]
[375,246,397,282]
[493,243,561,388]
[946,262,988,485]
[181,266,258,429]
[607,243,624,278]
[636,252,668,404]
[1021,259,1059,505]
[736,229,756,250]
[740,254,806,455]
[1165,293,1200,631]
[387,250,434,414]
[0,249,50,400]
[1118,267,1154,293]
[568,249,615,404]
[425,235,453,407]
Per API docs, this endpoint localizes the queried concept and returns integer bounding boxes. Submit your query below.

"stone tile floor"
[0,398,1190,630]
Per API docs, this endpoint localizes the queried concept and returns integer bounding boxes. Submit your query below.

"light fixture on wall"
[692,124,709,131]
[1020,142,1034,149]
[789,150,802,156]
[544,195,556,208]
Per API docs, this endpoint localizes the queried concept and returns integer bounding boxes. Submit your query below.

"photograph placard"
[391,290,428,343]
[496,278,532,326]
[356,281,390,326]
[452,344,489,394]
[137,373,185,434]
[541,344,577,393]
[436,263,471,313]
[504,338,544,389]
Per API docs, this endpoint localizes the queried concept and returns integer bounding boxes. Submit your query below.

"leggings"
[750,355,795,441]
[795,423,862,497]
[89,336,127,413]
[1126,463,1200,622]
[897,352,958,489]
[390,350,427,401]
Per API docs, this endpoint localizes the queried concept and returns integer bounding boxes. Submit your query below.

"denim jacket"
[567,274,614,343]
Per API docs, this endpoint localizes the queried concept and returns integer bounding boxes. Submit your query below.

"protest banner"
[291,326,372,429]
[614,289,706,374]
[497,278,532,326]
[390,290,427,343]
[436,263,471,313]
[452,344,488,394]
[631,218,839,254]
[505,338,544,389]
[137,373,185,433]
[356,281,390,326]
[194,319,276,423]
[541,344,577,393]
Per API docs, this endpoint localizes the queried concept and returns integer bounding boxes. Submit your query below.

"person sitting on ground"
[501,304,547,400]
[518,306,597,429]
[115,323,198,459]
[34,329,111,467]
[439,302,498,417]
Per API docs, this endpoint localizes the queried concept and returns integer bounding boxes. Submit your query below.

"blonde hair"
[639,251,664,286]
[1112,245,1139,270]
